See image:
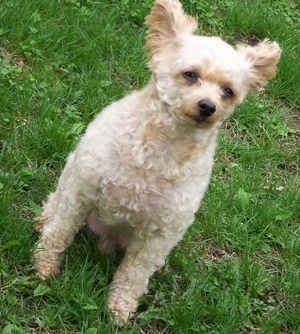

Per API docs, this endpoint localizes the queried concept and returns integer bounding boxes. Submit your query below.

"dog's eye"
[183,71,198,81]
[222,87,234,97]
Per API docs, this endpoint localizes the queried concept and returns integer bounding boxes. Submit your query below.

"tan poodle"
[34,0,281,325]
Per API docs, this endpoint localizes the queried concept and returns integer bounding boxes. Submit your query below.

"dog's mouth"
[192,114,217,127]
[171,104,220,128]
[193,114,207,124]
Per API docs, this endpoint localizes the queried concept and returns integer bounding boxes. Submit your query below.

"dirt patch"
[138,323,168,334]
[203,247,232,262]
[0,47,27,69]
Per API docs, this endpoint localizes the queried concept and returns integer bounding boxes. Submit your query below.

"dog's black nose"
[198,99,216,117]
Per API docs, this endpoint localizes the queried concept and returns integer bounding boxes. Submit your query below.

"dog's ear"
[145,0,198,65]
[238,39,282,91]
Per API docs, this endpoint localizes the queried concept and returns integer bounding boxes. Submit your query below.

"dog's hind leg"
[33,153,89,279]
[34,192,59,232]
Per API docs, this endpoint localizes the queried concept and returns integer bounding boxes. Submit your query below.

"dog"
[33,0,281,325]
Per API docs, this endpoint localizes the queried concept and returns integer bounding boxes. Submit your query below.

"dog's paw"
[108,292,137,326]
[33,254,61,279]
[35,263,61,280]
[109,307,131,326]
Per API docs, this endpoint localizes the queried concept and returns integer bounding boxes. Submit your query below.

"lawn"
[0,0,299,333]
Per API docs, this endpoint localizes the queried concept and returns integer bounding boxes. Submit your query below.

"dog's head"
[145,0,281,129]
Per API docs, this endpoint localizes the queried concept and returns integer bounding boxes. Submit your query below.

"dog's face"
[151,36,251,128]
[146,0,281,129]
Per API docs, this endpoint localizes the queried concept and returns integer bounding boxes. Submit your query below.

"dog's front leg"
[107,226,187,325]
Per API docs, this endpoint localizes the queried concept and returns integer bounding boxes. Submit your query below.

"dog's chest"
[79,104,216,224]
[95,153,212,226]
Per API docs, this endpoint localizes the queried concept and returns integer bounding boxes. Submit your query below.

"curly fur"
[33,0,281,325]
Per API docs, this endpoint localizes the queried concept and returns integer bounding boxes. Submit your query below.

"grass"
[0,0,299,333]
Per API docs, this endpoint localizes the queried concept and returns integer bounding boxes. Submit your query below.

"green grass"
[0,0,299,333]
